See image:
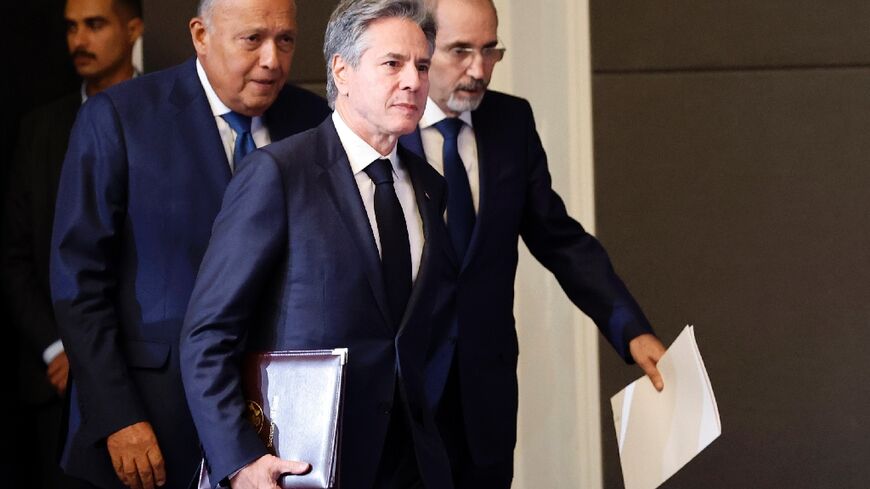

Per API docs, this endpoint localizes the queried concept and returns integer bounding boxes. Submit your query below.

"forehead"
[65,0,117,19]
[359,17,429,58]
[434,0,497,44]
[210,0,297,30]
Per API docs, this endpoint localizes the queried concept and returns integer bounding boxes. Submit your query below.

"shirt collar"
[196,58,232,117]
[419,97,474,129]
[331,111,399,176]
[80,69,142,105]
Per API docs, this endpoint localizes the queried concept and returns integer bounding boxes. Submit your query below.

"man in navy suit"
[180,1,454,488]
[398,0,667,487]
[49,0,330,487]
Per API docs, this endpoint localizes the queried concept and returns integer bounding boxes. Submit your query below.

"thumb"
[278,458,311,476]
[641,361,664,392]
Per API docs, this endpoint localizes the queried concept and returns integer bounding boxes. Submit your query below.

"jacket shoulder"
[271,84,331,121]
[478,90,533,116]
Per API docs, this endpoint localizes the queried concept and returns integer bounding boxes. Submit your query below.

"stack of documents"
[611,325,721,489]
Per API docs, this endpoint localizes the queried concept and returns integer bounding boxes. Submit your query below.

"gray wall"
[142,0,337,92]
[592,2,870,488]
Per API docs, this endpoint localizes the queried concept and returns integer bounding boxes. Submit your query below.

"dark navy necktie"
[221,111,257,172]
[433,117,475,261]
[364,158,412,327]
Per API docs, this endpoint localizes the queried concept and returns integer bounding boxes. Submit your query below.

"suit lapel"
[314,120,394,331]
[398,130,425,159]
[396,146,449,334]
[465,104,501,270]
[169,59,232,193]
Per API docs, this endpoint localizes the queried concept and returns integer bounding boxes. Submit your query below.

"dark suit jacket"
[400,90,654,466]
[2,91,79,406]
[180,117,455,489]
[50,58,330,488]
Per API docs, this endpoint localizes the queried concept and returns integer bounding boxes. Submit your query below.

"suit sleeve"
[516,100,653,361]
[1,113,61,357]
[49,94,148,442]
[180,151,288,484]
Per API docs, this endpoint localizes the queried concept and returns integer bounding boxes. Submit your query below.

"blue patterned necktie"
[364,158,412,328]
[433,117,475,261]
[221,111,257,172]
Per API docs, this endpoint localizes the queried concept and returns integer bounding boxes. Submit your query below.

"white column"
[490,0,602,487]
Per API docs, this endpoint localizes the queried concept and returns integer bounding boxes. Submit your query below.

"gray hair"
[195,0,217,26]
[324,0,436,108]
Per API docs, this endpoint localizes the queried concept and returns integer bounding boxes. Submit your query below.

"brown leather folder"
[241,349,348,489]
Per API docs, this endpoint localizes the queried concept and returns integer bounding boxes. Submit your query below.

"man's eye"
[417,64,430,73]
[86,19,107,30]
[385,60,400,68]
[278,35,296,47]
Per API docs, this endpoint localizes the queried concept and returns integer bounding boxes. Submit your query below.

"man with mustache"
[399,0,667,487]
[49,0,330,487]
[1,0,142,487]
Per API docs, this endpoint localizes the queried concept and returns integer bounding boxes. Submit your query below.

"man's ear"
[331,54,351,97]
[189,17,208,56]
[127,17,144,44]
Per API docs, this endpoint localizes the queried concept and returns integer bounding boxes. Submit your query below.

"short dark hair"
[113,0,143,20]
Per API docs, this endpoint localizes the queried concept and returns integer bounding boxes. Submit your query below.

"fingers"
[110,449,127,486]
[146,446,166,487]
[123,457,144,489]
[134,454,156,489]
[107,422,164,489]
[629,334,667,391]
[279,459,311,476]
[640,360,665,392]
[232,455,311,489]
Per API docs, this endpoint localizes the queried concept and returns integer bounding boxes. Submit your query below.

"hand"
[106,422,166,489]
[230,454,311,489]
[46,351,69,395]
[629,333,666,391]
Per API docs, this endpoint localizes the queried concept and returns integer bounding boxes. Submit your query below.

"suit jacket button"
[378,401,392,415]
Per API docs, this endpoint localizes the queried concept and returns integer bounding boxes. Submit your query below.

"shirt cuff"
[42,340,65,364]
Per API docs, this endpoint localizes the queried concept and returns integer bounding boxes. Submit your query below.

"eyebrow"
[382,52,431,63]
[443,40,499,49]
[66,15,109,24]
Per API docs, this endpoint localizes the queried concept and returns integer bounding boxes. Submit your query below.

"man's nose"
[259,40,279,70]
[401,64,425,91]
[465,52,486,80]
[69,27,87,50]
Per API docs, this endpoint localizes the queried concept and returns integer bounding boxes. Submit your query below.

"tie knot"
[364,158,394,185]
[221,111,253,134]
[433,117,463,141]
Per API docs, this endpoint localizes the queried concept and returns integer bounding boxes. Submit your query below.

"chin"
[447,94,483,113]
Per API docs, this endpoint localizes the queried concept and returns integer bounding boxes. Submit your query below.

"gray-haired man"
[50,0,329,487]
[179,0,456,488]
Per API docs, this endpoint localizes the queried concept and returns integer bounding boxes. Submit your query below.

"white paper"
[611,325,721,489]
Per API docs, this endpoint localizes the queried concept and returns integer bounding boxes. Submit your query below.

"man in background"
[1,0,142,486]
[400,0,667,487]
[49,0,330,486]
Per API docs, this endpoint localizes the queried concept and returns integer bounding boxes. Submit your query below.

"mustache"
[71,49,96,60]
[456,78,486,91]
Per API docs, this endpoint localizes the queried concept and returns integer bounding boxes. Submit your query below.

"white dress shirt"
[331,111,424,283]
[196,59,271,172]
[419,97,480,213]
